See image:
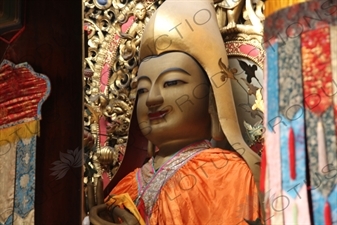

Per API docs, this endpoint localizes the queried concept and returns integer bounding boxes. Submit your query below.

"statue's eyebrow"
[138,67,191,82]
[137,75,151,83]
[159,67,191,77]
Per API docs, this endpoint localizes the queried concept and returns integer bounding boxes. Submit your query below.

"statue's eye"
[137,88,148,95]
[163,80,185,87]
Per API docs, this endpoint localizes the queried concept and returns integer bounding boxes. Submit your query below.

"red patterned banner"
[302,26,333,115]
[0,63,48,126]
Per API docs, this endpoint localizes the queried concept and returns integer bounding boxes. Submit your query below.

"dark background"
[0,0,84,224]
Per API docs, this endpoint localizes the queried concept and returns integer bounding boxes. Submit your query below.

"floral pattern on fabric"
[0,137,36,225]
[278,37,303,120]
[13,137,36,218]
[264,1,337,224]
[280,113,307,197]
[277,36,308,199]
[266,43,279,132]
[264,0,337,46]
[301,26,337,201]
[305,108,337,197]
[302,27,333,115]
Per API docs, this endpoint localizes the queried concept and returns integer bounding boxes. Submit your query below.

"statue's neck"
[152,139,211,170]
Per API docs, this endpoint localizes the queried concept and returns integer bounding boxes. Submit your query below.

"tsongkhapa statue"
[88,0,263,224]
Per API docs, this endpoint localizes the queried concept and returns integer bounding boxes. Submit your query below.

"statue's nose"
[146,87,164,109]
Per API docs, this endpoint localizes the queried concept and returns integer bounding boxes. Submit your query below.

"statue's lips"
[148,110,169,120]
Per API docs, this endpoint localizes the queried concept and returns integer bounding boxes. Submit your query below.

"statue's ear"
[208,89,226,141]
[147,140,155,157]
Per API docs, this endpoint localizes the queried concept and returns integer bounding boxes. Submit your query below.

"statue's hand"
[87,177,114,224]
[90,204,140,225]
[89,203,115,224]
[88,177,140,225]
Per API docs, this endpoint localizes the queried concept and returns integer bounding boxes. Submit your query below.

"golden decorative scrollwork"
[215,0,265,42]
[84,0,164,182]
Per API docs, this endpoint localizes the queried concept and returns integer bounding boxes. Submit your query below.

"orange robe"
[110,145,260,225]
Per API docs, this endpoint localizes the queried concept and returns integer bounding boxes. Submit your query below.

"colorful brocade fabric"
[0,62,49,127]
[0,124,38,225]
[0,60,50,225]
[263,1,337,224]
[135,140,213,219]
[109,141,260,225]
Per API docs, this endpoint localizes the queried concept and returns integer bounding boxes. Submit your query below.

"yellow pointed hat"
[139,0,261,188]
[140,0,228,71]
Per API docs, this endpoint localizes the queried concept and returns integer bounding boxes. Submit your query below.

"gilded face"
[136,52,212,149]
[134,3,146,21]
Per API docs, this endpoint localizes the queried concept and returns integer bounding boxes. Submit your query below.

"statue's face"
[134,3,146,21]
[137,52,212,149]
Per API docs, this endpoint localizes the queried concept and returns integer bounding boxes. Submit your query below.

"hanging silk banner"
[263,0,337,224]
[0,60,50,225]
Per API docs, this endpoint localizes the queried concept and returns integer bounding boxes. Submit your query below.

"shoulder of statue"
[179,148,250,174]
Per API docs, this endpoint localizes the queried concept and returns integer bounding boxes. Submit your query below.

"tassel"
[317,118,327,172]
[324,201,332,225]
[288,127,296,180]
[260,146,266,192]
[292,203,298,225]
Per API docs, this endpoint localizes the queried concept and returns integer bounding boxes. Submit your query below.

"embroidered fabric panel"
[0,134,36,225]
[0,142,16,224]
[263,1,337,224]
[14,137,36,218]
[263,1,336,44]
[301,26,337,225]
[0,61,50,128]
[278,37,311,224]
[0,60,50,225]
[264,42,284,225]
